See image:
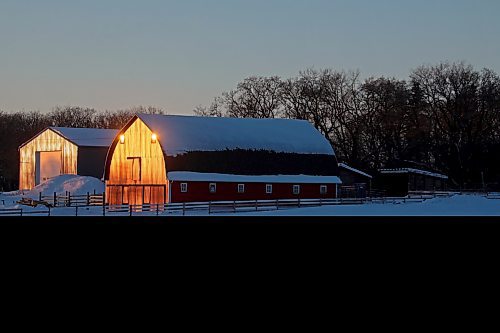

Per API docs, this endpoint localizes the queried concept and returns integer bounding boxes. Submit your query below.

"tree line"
[0,106,165,191]
[194,61,500,189]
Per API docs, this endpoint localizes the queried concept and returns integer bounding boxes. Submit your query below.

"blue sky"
[1,0,499,114]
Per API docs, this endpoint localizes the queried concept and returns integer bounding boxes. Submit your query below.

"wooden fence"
[2,190,496,217]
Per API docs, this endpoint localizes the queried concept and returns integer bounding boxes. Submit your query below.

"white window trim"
[320,185,327,194]
[293,184,300,195]
[180,182,188,193]
[237,184,245,193]
[209,183,217,193]
[266,184,273,194]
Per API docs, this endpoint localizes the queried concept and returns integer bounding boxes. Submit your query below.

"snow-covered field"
[1,175,499,216]
[218,194,500,216]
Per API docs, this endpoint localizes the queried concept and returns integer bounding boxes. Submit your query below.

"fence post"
[208,201,211,215]
[129,205,132,216]
[276,199,279,210]
[87,192,90,206]
[255,200,258,211]
[102,192,106,216]
[156,203,159,216]
[320,197,323,206]
[20,209,23,217]
[39,192,42,201]
[182,202,186,216]
[233,200,236,213]
[298,198,301,208]
[75,206,78,216]
[54,192,57,207]
[48,206,51,217]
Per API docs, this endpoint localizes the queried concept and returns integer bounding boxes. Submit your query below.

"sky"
[1,0,499,115]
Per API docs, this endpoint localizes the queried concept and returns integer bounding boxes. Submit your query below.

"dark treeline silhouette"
[0,106,165,191]
[194,61,500,189]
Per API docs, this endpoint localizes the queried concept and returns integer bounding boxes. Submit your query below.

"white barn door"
[35,151,62,185]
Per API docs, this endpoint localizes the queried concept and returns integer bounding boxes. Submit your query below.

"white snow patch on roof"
[137,114,335,156]
[50,127,118,147]
[379,168,448,179]
[338,163,372,178]
[167,171,342,184]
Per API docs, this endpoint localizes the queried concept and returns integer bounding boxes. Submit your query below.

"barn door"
[35,151,62,185]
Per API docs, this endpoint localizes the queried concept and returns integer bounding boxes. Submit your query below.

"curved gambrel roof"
[136,114,335,156]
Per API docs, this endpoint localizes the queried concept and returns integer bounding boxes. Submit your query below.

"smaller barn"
[337,163,372,198]
[19,127,118,190]
[377,168,448,196]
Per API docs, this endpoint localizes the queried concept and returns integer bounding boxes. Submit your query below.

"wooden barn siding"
[164,150,339,175]
[106,118,167,205]
[19,129,78,190]
[170,181,337,203]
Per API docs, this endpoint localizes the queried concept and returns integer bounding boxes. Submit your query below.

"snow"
[167,171,342,184]
[379,168,448,179]
[49,127,118,147]
[137,114,335,156]
[338,163,372,178]
[1,174,104,202]
[225,194,499,216]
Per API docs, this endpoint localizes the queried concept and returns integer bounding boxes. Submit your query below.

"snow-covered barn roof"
[136,114,335,156]
[167,172,342,184]
[338,163,372,179]
[379,168,448,179]
[49,127,118,147]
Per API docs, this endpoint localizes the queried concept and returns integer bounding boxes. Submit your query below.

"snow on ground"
[218,194,500,216]
[0,174,104,208]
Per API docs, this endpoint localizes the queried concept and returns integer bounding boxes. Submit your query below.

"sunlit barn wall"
[18,129,78,190]
[106,118,167,205]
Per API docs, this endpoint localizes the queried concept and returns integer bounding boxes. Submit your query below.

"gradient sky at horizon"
[1,0,499,114]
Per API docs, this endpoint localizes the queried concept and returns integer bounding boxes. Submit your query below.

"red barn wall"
[170,181,338,203]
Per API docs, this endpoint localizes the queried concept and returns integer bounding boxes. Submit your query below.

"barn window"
[209,183,217,193]
[266,184,273,194]
[127,157,141,182]
[320,185,327,194]
[181,183,188,193]
[293,185,300,195]
[237,184,245,193]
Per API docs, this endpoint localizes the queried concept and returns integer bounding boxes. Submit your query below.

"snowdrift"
[26,174,105,197]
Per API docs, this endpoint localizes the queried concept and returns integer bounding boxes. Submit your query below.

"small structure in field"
[377,167,448,196]
[18,127,118,190]
[337,163,372,198]
[103,114,342,205]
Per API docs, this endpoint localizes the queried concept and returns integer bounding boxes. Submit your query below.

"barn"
[103,114,342,205]
[19,127,118,190]
[338,163,372,198]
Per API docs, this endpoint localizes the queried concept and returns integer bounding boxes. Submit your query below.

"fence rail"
[2,190,472,217]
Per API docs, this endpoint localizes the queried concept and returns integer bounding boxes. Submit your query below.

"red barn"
[103,114,341,205]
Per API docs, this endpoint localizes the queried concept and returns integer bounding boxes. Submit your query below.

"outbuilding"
[337,163,372,198]
[377,167,448,196]
[103,114,342,205]
[19,127,118,190]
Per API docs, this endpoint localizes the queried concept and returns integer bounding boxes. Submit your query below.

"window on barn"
[266,184,273,194]
[209,183,217,193]
[293,185,300,195]
[127,157,141,182]
[320,185,327,194]
[181,183,188,193]
[237,184,245,193]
